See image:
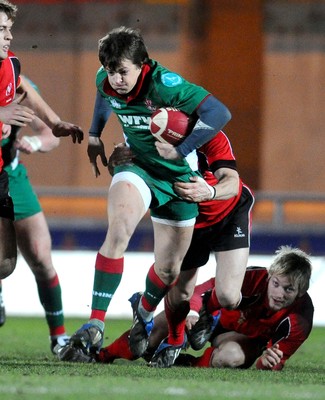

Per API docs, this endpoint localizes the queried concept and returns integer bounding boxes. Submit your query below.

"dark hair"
[0,1,17,20]
[98,26,149,70]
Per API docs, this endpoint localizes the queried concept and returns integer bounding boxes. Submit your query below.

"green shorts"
[115,164,199,221]
[5,163,42,221]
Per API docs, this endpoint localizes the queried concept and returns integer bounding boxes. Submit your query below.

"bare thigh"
[214,247,249,308]
[153,222,194,285]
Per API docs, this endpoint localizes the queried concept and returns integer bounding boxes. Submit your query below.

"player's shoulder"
[243,266,269,289]
[95,66,107,87]
[150,59,187,89]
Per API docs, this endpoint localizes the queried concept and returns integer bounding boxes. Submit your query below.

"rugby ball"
[149,107,190,145]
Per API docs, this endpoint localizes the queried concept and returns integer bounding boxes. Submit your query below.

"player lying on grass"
[97,245,314,371]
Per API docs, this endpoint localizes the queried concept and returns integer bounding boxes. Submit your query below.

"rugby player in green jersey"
[58,26,231,362]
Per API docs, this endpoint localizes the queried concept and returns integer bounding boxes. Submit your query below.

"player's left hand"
[155,141,180,160]
[52,121,84,144]
[174,176,214,203]
[260,344,283,368]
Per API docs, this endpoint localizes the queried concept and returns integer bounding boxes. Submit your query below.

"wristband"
[89,132,101,138]
[197,177,216,200]
[187,310,200,318]
[22,135,42,152]
[211,186,217,200]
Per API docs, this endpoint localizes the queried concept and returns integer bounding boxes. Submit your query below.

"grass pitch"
[0,317,324,400]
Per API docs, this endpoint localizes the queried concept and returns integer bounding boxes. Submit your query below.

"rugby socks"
[97,330,134,363]
[192,346,214,367]
[206,290,221,314]
[140,264,170,321]
[90,253,124,323]
[165,296,189,346]
[36,273,65,336]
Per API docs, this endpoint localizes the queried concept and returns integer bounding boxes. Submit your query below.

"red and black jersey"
[0,50,21,171]
[191,267,314,370]
[195,131,244,228]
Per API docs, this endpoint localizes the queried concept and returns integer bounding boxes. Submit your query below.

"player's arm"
[174,167,239,203]
[17,76,83,144]
[14,115,60,154]
[87,90,113,177]
[176,95,231,157]
[256,312,313,371]
[156,96,231,160]
[0,92,34,127]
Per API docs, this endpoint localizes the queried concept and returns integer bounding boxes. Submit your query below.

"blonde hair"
[269,245,312,295]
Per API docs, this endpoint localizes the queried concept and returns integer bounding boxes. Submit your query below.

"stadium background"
[4,1,324,321]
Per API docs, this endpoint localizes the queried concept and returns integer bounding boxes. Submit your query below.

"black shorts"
[0,169,14,220]
[181,186,254,271]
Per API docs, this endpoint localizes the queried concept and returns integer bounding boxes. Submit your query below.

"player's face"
[0,12,13,61]
[267,274,299,311]
[105,59,142,95]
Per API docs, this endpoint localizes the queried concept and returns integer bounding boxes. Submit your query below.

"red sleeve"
[256,294,314,371]
[190,278,214,312]
[199,131,237,173]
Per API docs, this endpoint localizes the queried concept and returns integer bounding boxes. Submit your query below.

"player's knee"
[217,291,240,310]
[155,264,179,285]
[210,342,245,368]
[0,257,17,279]
[106,225,133,254]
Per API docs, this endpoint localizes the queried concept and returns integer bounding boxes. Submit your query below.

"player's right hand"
[0,92,35,127]
[87,136,108,177]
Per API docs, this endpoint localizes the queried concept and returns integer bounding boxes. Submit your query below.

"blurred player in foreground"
[58,25,231,362]
[0,77,69,354]
[0,0,83,280]
[98,246,314,371]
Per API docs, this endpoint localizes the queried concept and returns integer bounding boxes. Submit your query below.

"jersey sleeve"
[256,294,314,371]
[199,131,237,174]
[190,278,215,312]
